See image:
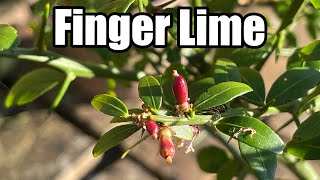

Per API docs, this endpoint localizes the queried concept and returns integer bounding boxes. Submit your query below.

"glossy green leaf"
[150,115,217,126]
[239,142,277,180]
[138,75,162,110]
[92,124,140,157]
[5,68,64,107]
[287,48,320,71]
[170,125,194,140]
[197,146,230,173]
[110,109,144,123]
[239,67,265,105]
[97,0,135,13]
[311,0,320,9]
[216,116,284,154]
[285,140,320,160]
[213,59,241,84]
[0,24,20,51]
[266,68,320,106]
[91,94,128,116]
[217,160,237,180]
[299,40,320,61]
[161,62,188,110]
[214,35,277,67]
[163,8,177,39]
[194,82,252,111]
[285,112,320,160]
[293,112,320,142]
[189,77,215,101]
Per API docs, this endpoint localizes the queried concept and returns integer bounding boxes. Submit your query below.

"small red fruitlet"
[172,70,190,112]
[158,127,175,164]
[145,120,159,139]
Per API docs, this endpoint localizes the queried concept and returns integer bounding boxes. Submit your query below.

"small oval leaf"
[91,94,128,116]
[93,124,140,157]
[239,142,277,180]
[5,68,64,107]
[239,67,265,105]
[293,111,320,142]
[189,77,215,101]
[266,68,320,106]
[197,146,230,173]
[138,75,162,110]
[216,116,284,154]
[0,24,20,51]
[285,140,320,160]
[214,35,277,67]
[194,82,252,111]
[213,59,241,84]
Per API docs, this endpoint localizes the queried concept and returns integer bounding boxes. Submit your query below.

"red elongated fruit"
[172,70,189,112]
[158,127,175,164]
[145,120,159,139]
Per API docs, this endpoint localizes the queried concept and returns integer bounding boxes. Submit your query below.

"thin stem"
[276,0,305,34]
[298,84,320,114]
[138,0,144,12]
[291,112,301,127]
[36,0,51,51]
[192,0,203,7]
[121,135,150,159]
[278,153,319,179]
[254,99,275,118]
[275,118,294,133]
[50,72,76,111]
[0,48,146,81]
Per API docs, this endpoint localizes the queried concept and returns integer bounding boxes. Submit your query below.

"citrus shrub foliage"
[1,0,320,179]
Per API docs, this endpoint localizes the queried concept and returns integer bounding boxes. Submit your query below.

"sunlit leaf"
[93,124,140,157]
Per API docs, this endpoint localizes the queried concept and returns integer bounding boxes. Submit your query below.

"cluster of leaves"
[1,0,320,179]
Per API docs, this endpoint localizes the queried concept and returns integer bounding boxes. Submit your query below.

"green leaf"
[170,125,194,140]
[205,0,237,13]
[292,111,320,142]
[161,62,188,110]
[287,48,320,71]
[197,146,231,173]
[299,40,320,61]
[285,112,320,160]
[217,160,237,180]
[214,35,277,67]
[91,94,128,116]
[163,8,177,39]
[110,109,144,123]
[239,67,265,105]
[239,142,277,180]
[310,0,320,9]
[0,24,20,51]
[213,59,241,84]
[92,124,140,157]
[138,75,162,110]
[5,68,64,107]
[150,114,216,126]
[97,0,135,13]
[189,77,215,101]
[284,140,320,160]
[216,116,284,154]
[193,82,252,111]
[266,68,320,106]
